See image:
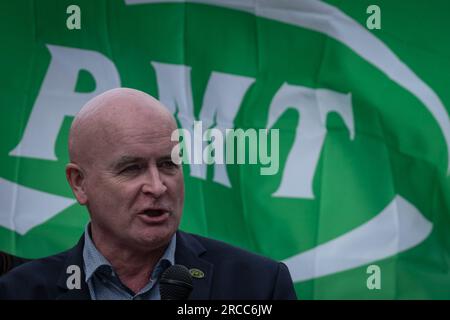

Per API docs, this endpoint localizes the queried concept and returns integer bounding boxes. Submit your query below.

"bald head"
[68,88,176,167]
[65,88,185,254]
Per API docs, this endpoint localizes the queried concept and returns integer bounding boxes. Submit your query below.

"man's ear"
[66,163,88,205]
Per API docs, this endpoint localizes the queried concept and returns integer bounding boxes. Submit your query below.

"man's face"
[81,111,184,252]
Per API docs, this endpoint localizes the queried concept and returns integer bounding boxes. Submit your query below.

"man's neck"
[90,227,167,294]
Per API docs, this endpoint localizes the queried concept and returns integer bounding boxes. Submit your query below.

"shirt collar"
[82,223,176,282]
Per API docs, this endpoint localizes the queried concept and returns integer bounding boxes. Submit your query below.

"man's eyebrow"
[110,156,146,170]
[158,155,175,162]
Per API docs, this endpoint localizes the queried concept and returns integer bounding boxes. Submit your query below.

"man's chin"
[132,229,175,252]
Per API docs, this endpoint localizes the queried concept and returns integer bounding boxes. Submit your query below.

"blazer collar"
[175,231,214,300]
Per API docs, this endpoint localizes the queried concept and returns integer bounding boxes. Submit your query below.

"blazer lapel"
[175,231,214,300]
[55,235,91,300]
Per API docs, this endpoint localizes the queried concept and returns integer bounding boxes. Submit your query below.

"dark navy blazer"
[0,231,297,300]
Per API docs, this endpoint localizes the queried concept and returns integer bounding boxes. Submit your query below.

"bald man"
[0,88,297,300]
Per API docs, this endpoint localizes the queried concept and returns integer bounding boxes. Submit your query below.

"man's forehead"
[105,133,177,160]
[105,121,173,139]
[95,103,176,146]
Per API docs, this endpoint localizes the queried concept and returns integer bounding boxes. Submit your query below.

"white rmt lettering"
[151,61,255,187]
[9,45,121,160]
[267,83,354,199]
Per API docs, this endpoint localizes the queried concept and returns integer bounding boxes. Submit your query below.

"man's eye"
[121,164,142,173]
[159,161,178,169]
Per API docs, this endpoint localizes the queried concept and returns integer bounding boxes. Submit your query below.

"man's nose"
[141,166,167,197]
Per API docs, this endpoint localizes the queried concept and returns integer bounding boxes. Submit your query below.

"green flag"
[0,0,449,299]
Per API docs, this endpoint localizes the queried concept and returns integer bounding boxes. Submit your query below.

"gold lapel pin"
[189,268,205,279]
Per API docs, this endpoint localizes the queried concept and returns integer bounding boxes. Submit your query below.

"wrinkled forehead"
[75,106,177,168]
[98,109,177,158]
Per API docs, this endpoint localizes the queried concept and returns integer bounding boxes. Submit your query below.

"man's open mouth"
[140,209,168,217]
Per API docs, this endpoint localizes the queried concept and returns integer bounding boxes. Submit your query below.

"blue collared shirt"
[82,224,176,300]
